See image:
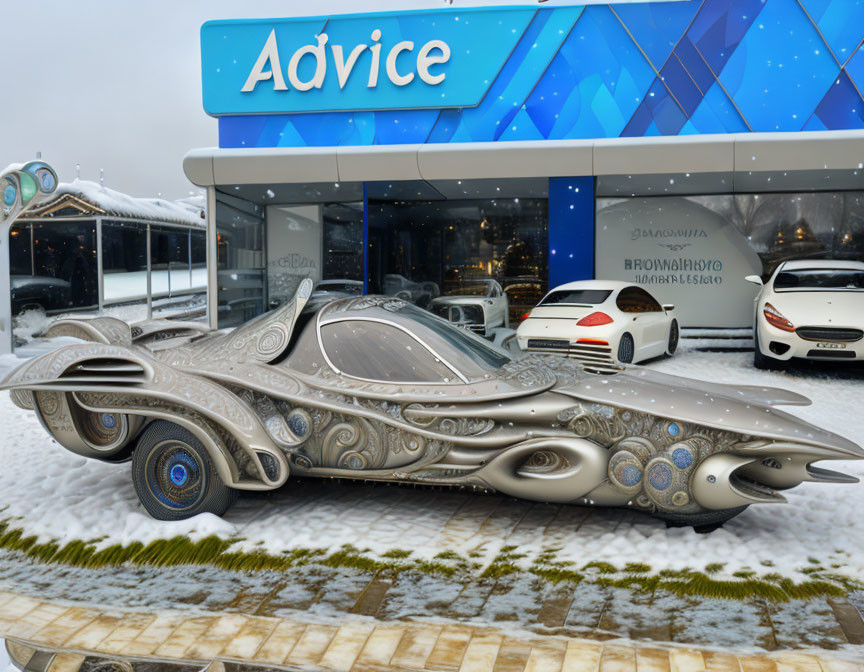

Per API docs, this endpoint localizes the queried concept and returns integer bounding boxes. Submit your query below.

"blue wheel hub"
[170,464,189,486]
[101,413,117,429]
[148,442,205,510]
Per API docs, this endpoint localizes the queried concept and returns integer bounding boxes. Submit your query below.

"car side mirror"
[662,304,675,312]
[745,275,764,286]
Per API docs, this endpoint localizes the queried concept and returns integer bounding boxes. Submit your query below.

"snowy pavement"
[0,344,862,586]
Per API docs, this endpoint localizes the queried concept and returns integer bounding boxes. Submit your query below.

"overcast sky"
[0,0,659,201]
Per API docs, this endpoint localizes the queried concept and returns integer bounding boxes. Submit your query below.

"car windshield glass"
[321,320,457,383]
[774,270,864,291]
[540,289,612,305]
[398,303,512,370]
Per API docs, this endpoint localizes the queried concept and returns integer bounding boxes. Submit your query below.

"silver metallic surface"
[2,280,861,525]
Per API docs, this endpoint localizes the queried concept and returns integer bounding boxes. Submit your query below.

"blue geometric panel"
[846,43,864,92]
[799,0,864,63]
[805,72,864,131]
[612,1,702,71]
[680,0,767,77]
[427,6,585,143]
[522,6,656,140]
[216,0,864,148]
[719,0,840,131]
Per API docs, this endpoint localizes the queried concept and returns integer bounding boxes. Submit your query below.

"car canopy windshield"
[397,303,512,372]
[540,289,612,305]
[774,269,864,291]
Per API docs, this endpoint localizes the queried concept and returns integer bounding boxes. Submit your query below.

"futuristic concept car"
[2,279,861,529]
[747,260,864,369]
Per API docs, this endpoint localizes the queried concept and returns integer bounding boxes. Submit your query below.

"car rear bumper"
[516,331,622,371]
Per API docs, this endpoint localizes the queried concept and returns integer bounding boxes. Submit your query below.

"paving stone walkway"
[2,591,863,672]
[2,549,863,653]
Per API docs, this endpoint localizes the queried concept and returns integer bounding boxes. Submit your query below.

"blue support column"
[548,176,595,288]
[363,182,369,295]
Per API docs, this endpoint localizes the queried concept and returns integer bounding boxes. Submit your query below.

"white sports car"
[746,260,864,369]
[516,280,679,368]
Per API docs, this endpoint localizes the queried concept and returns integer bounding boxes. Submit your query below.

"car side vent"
[64,359,147,378]
[256,452,280,481]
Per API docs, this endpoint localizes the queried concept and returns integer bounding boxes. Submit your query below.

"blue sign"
[201,9,536,116]
[211,1,864,148]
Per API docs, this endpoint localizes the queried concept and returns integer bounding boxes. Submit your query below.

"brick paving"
[2,552,864,653]
[2,591,863,672]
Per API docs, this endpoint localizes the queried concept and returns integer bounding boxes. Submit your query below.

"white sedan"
[746,260,864,369]
[516,280,679,367]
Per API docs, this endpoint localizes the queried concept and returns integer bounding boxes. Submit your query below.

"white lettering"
[386,41,415,86]
[417,40,450,85]
[331,43,368,89]
[368,29,382,88]
[287,33,329,92]
[239,28,452,94]
[241,29,288,92]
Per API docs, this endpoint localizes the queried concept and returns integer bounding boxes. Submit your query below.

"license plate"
[816,341,846,349]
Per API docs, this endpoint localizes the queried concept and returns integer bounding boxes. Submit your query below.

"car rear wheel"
[667,319,679,356]
[132,420,237,521]
[617,333,635,364]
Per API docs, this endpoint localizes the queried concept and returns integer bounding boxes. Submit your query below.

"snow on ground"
[0,347,862,584]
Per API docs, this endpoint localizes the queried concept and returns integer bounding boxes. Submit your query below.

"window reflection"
[368,198,548,324]
[216,192,265,328]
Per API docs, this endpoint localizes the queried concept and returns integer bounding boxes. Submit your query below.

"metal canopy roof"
[184,130,864,196]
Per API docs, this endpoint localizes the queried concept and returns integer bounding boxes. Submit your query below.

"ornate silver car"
[2,279,861,530]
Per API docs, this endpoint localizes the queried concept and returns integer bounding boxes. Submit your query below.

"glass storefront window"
[217,191,266,328]
[322,203,364,282]
[367,198,548,325]
[102,221,148,303]
[31,220,98,312]
[596,191,864,328]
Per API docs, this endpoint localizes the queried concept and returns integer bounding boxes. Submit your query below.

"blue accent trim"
[547,176,594,289]
[363,182,369,295]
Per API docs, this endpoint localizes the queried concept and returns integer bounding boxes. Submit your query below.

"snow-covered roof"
[23,179,206,228]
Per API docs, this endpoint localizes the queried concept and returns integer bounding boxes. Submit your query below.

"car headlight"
[763,302,795,332]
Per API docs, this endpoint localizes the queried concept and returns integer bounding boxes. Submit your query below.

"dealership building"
[183,0,864,329]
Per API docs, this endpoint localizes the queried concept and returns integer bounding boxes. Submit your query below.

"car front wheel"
[617,333,635,364]
[132,420,237,521]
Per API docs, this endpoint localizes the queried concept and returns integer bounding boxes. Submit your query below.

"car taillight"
[576,312,614,327]
[577,338,610,345]
[521,312,531,321]
[763,303,795,332]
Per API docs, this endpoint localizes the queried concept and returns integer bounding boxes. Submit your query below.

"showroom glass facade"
[11,217,206,316]
[595,190,864,327]
[210,178,864,330]
[213,180,556,329]
[367,197,548,325]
